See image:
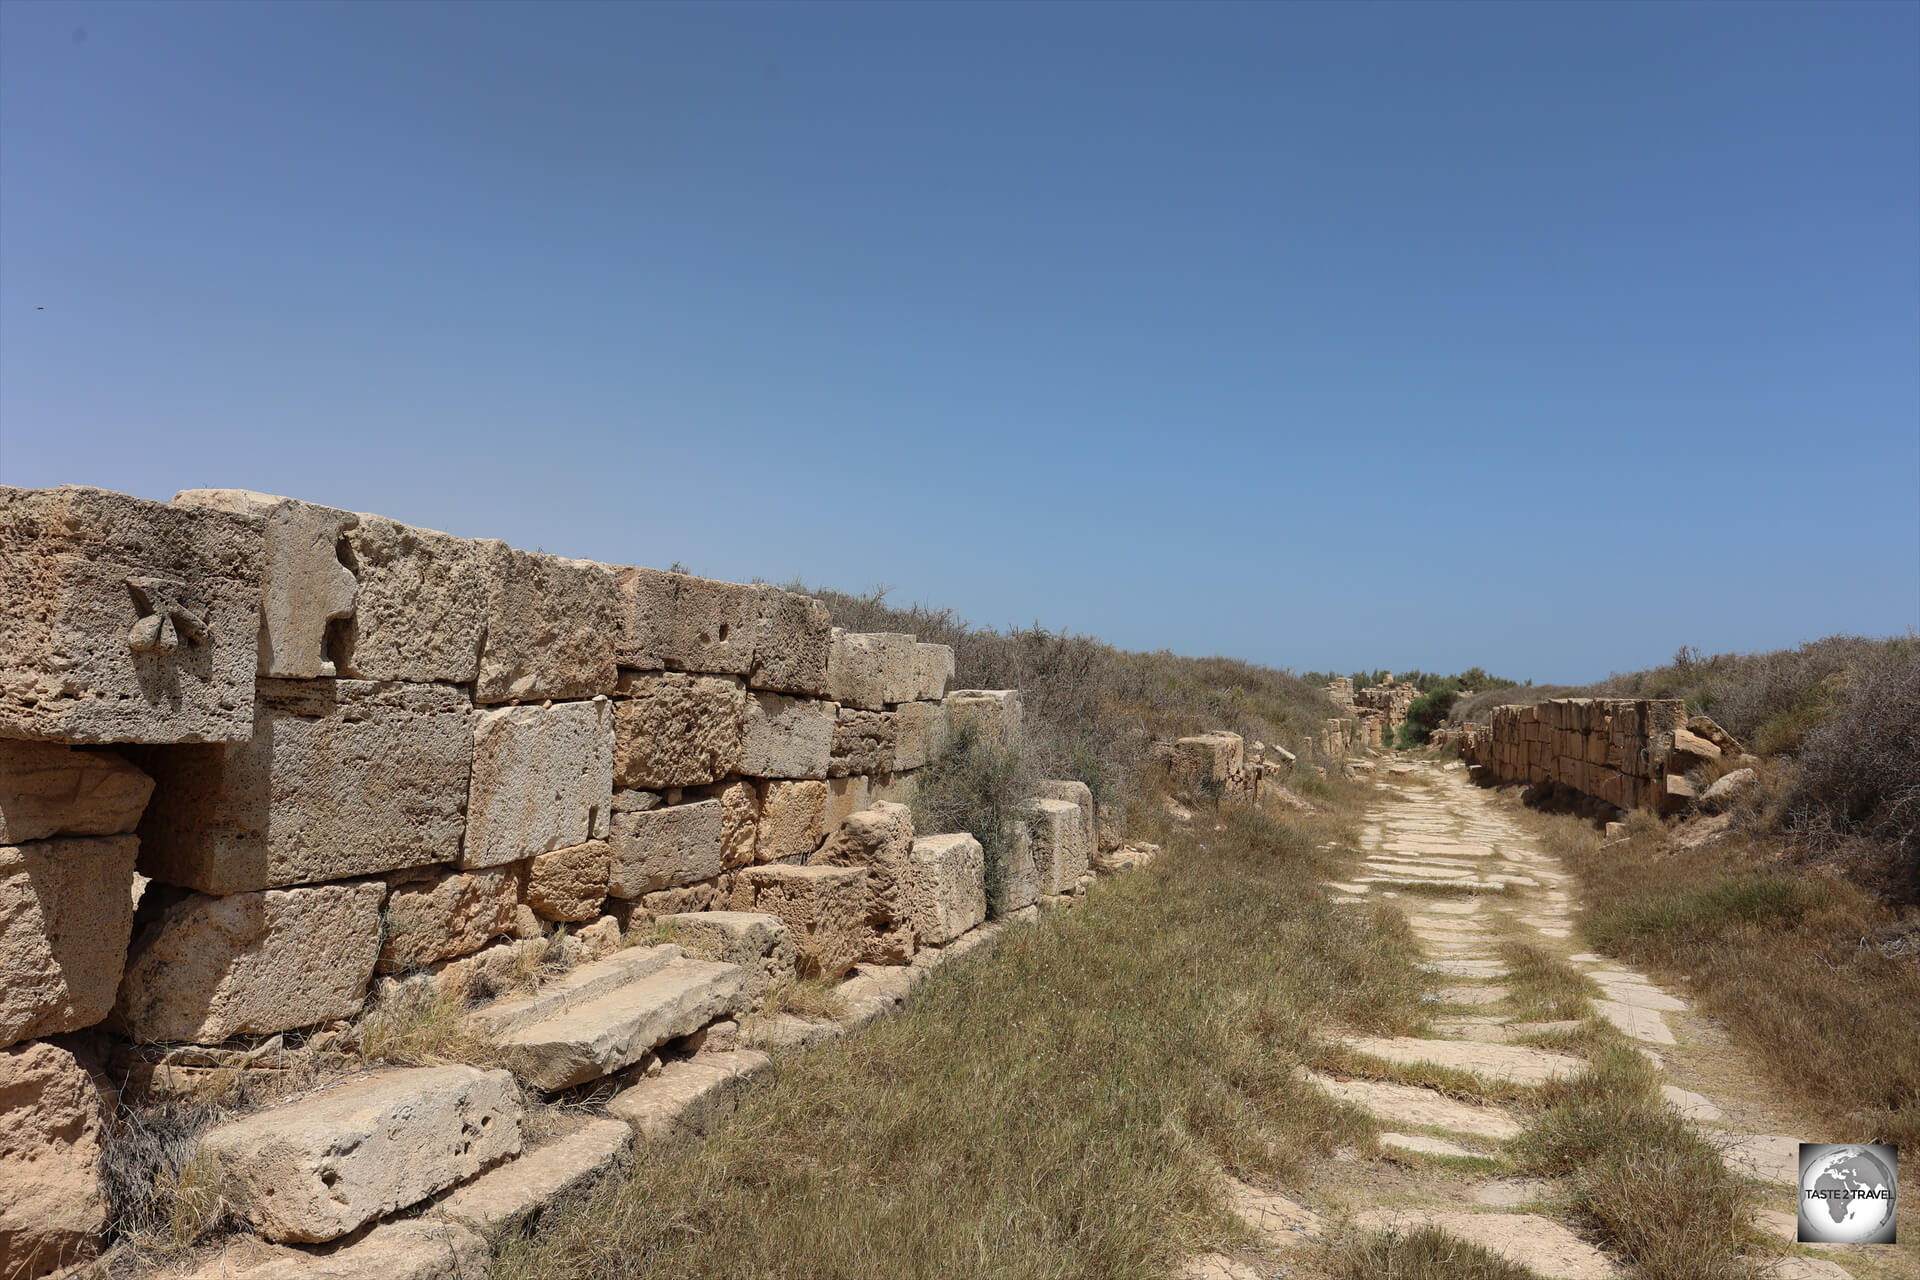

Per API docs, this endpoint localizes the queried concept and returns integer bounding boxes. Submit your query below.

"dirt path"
[1186,759,1886,1280]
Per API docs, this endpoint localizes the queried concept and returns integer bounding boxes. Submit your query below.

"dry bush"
[99,1099,231,1263]
[909,720,1035,912]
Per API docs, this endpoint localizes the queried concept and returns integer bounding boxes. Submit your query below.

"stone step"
[1340,1035,1584,1086]
[432,1115,630,1230]
[607,1050,773,1144]
[468,945,683,1037]
[1306,1070,1522,1139]
[1353,1208,1618,1279]
[483,955,751,1090]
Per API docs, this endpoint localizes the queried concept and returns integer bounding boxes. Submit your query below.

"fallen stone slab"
[0,1039,109,1277]
[199,1065,522,1243]
[1221,1176,1320,1245]
[1352,1208,1618,1279]
[2,834,139,1049]
[607,1050,773,1144]
[1340,1036,1584,1086]
[166,1219,489,1279]
[1591,999,1675,1045]
[1306,1071,1522,1140]
[433,1115,629,1230]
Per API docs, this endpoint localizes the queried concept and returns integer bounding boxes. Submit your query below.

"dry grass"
[1521,807,1920,1150]
[1496,941,1597,1022]
[1321,1224,1546,1279]
[492,800,1426,1280]
[97,1100,232,1270]
[755,975,848,1021]
[354,979,517,1071]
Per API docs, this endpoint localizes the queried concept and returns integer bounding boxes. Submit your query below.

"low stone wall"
[1453,697,1740,814]
[0,484,1152,1278]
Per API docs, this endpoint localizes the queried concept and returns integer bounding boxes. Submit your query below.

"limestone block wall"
[1456,697,1734,814]
[1164,730,1301,814]
[3,484,1118,1277]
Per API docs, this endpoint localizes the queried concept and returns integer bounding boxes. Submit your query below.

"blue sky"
[3,1,1915,683]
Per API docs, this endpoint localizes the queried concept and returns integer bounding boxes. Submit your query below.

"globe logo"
[1798,1143,1897,1245]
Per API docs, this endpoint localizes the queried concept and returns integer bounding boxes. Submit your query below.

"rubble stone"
[612,671,745,789]
[199,1065,522,1243]
[908,833,986,945]
[756,780,826,862]
[0,741,152,846]
[740,692,836,779]
[608,800,725,897]
[334,513,486,684]
[0,1039,109,1277]
[379,867,521,971]
[1,484,264,744]
[463,697,614,867]
[134,679,472,894]
[173,490,360,681]
[730,864,869,979]
[116,880,386,1043]
[474,541,620,703]
[524,840,611,922]
[1,835,139,1049]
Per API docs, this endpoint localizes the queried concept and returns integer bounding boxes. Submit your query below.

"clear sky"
[3,1,1915,683]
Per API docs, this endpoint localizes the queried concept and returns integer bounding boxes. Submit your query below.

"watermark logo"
[1798,1143,1896,1244]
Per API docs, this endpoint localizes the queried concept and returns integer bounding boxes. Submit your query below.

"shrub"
[1783,638,1920,885]
[909,721,1034,915]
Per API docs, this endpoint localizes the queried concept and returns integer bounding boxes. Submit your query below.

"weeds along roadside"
[490,797,1426,1280]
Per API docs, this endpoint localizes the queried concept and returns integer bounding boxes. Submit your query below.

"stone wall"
[1453,697,1741,814]
[0,485,1151,1278]
[1324,675,1418,748]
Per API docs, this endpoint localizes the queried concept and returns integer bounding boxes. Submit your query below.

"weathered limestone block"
[524,839,611,922]
[199,1065,522,1243]
[699,779,760,869]
[379,868,521,971]
[729,864,868,979]
[333,513,485,684]
[991,819,1038,917]
[813,801,917,962]
[170,1220,487,1279]
[615,567,759,675]
[1,835,139,1049]
[740,692,836,779]
[612,671,745,789]
[1095,801,1127,853]
[911,643,955,703]
[463,697,614,868]
[607,1050,773,1145]
[0,741,153,844]
[908,834,985,945]
[830,707,897,777]
[655,911,796,1003]
[824,774,870,834]
[1023,797,1089,896]
[134,679,472,895]
[608,800,724,897]
[474,541,620,704]
[0,1039,108,1277]
[433,1116,630,1233]
[116,880,386,1043]
[943,689,1023,746]
[827,630,920,711]
[1036,779,1095,852]
[1,485,264,744]
[870,770,918,807]
[748,587,832,696]
[756,780,826,862]
[173,490,359,680]
[1170,732,1245,791]
[892,700,948,771]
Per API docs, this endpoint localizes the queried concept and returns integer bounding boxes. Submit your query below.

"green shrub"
[909,722,1033,915]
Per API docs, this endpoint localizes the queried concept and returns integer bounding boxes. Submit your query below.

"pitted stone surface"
[1,835,139,1048]
[0,741,154,844]
[335,512,486,684]
[464,697,614,867]
[612,671,745,789]
[473,542,620,703]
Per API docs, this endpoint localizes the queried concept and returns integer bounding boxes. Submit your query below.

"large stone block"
[615,567,759,675]
[989,818,1038,916]
[199,1065,522,1243]
[474,541,620,704]
[824,775,869,833]
[463,698,614,868]
[654,911,796,1003]
[333,513,486,684]
[740,692,835,779]
[607,800,725,897]
[0,741,153,844]
[173,490,359,680]
[756,780,826,862]
[944,689,1023,746]
[1036,779,1096,853]
[134,679,472,895]
[611,671,745,789]
[830,707,897,777]
[697,779,759,870]
[116,880,386,1043]
[1170,733,1244,791]
[1023,797,1089,896]
[813,800,917,962]
[0,1039,108,1277]
[729,864,868,979]
[893,701,948,771]
[827,630,920,711]
[524,839,611,922]
[1,835,139,1049]
[908,833,985,945]
[0,485,264,744]
[911,643,955,702]
[748,587,832,696]
[379,867,522,971]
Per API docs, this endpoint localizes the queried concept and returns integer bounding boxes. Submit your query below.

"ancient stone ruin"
[1324,674,1420,748]
[0,484,1155,1278]
[1449,697,1747,815]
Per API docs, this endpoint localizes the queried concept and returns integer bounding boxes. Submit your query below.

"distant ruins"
[1325,674,1421,749]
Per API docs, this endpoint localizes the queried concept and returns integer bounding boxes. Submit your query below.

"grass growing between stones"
[492,801,1428,1280]
[1525,808,1920,1149]
[1496,941,1598,1022]
[1322,1225,1545,1280]
[1514,1045,1758,1280]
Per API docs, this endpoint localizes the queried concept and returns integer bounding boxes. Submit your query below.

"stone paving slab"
[1379,1132,1483,1159]
[1308,1071,1522,1139]
[1591,999,1675,1045]
[1353,1208,1619,1279]
[1222,1176,1321,1245]
[1433,985,1511,1005]
[1718,1132,1802,1184]
[1659,1085,1727,1125]
[1342,1035,1585,1085]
